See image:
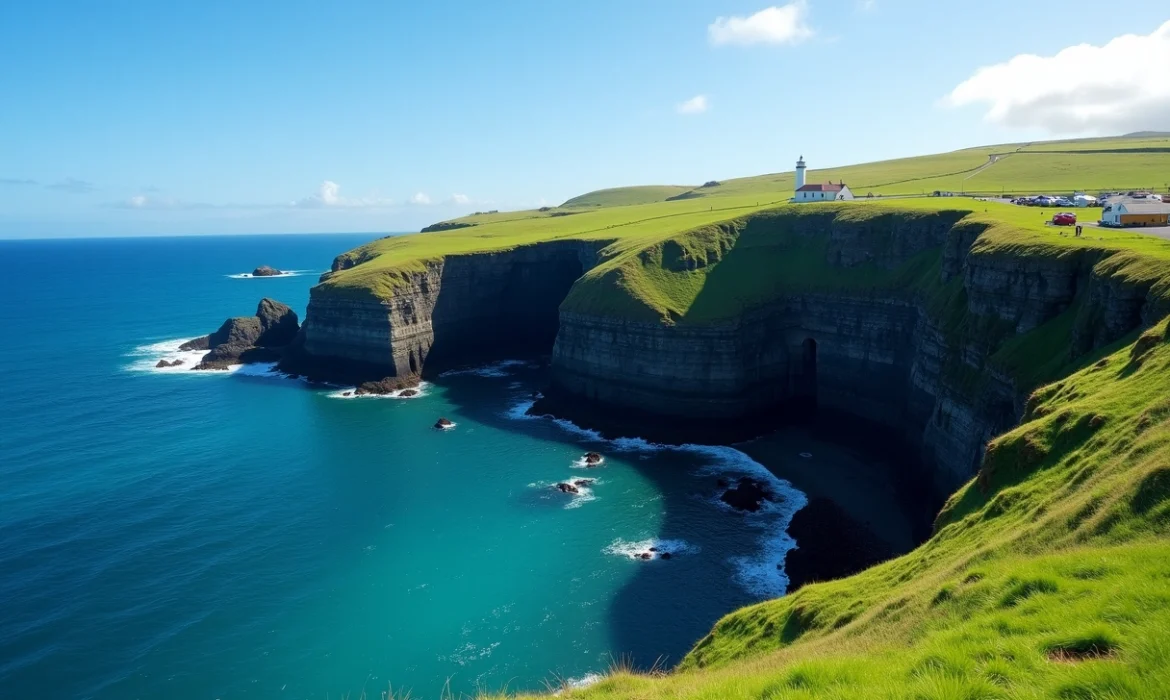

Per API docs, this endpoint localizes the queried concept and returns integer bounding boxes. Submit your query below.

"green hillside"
[322,133,1170,699]
[489,316,1170,699]
[562,185,697,208]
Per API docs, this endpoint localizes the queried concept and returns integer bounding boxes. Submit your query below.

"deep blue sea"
[0,234,817,699]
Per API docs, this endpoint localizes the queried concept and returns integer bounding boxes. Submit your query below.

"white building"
[792,156,854,202]
[1100,197,1170,227]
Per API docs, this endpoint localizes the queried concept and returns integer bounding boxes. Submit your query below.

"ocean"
[0,234,820,699]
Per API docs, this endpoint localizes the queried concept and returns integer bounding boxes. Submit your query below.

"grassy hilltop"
[321,135,1170,699]
[323,132,1170,303]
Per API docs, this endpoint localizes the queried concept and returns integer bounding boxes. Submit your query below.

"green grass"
[477,316,1170,700]
[562,185,697,208]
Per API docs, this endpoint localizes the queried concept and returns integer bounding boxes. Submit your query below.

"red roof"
[797,182,845,192]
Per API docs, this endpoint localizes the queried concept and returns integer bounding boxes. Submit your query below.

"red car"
[1052,212,1077,226]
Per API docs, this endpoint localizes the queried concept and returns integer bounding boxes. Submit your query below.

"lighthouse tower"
[795,155,807,191]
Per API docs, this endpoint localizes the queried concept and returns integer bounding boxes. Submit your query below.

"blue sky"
[1,0,1168,238]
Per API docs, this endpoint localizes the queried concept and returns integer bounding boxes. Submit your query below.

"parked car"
[1052,212,1077,226]
[1054,197,1073,207]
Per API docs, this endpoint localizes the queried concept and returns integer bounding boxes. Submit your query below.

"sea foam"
[127,338,291,380]
[326,382,431,400]
[504,397,808,598]
[225,269,321,279]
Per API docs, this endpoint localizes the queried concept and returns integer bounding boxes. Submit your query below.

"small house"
[794,182,854,202]
[1100,198,1170,227]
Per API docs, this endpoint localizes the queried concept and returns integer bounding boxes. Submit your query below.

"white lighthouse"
[795,155,807,191]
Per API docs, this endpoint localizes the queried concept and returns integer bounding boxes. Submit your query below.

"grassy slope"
[491,320,1170,700]
[319,134,1170,698]
[562,185,696,208]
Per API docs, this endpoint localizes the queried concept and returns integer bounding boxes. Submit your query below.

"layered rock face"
[548,223,1163,494]
[286,240,606,383]
[291,211,1168,493]
[550,294,997,491]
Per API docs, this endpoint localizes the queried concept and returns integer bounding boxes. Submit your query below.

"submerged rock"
[252,265,283,277]
[660,552,672,560]
[398,389,419,398]
[720,477,775,513]
[571,478,594,487]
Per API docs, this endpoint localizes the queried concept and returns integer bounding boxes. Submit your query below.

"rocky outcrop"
[283,240,608,383]
[252,265,283,277]
[720,478,776,512]
[354,376,418,396]
[191,298,300,370]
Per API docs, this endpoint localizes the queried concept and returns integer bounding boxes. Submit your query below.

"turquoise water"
[0,235,806,699]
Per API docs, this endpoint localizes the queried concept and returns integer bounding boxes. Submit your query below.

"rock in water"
[178,336,210,352]
[555,482,579,494]
[254,298,299,347]
[252,265,283,277]
[356,376,420,396]
[398,389,419,398]
[434,417,454,429]
[720,477,775,512]
[193,298,300,370]
[583,452,603,466]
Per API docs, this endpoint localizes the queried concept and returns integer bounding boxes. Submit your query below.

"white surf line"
[225,269,324,279]
[505,396,809,598]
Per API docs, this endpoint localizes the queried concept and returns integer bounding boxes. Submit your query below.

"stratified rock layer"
[288,211,1169,494]
[283,240,606,383]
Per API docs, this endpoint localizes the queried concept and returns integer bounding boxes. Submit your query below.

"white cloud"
[708,3,813,47]
[410,192,432,205]
[946,21,1170,134]
[293,181,392,208]
[677,94,710,114]
[451,193,471,205]
[117,193,206,210]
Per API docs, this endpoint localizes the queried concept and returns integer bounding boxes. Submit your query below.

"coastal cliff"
[282,240,607,383]
[287,205,1170,493]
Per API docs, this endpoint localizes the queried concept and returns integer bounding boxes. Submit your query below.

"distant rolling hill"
[562,185,697,208]
[554,134,1170,210]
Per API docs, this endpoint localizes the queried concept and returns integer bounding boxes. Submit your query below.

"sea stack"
[187,298,300,370]
[252,265,283,277]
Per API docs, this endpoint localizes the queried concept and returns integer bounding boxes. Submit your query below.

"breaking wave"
[504,396,808,598]
[225,269,320,279]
